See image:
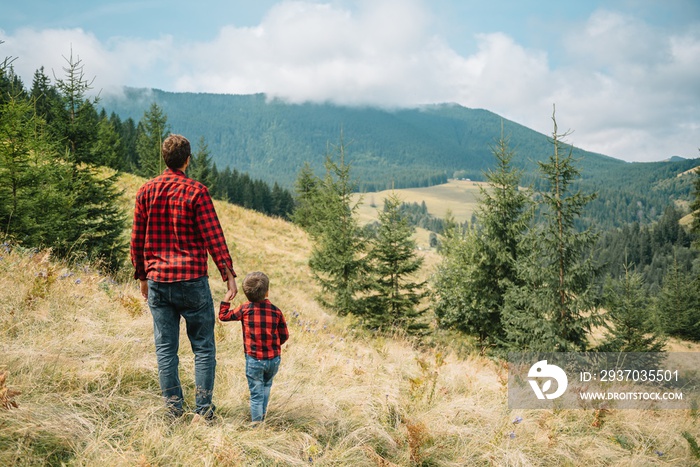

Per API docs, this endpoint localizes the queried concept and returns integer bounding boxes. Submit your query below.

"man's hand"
[225,268,238,302]
[140,280,149,300]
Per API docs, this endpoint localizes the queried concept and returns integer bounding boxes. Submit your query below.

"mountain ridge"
[101,88,623,185]
[101,87,700,228]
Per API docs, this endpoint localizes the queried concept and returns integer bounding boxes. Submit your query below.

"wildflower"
[75,279,82,284]
[655,450,664,457]
[509,431,516,439]
[512,416,523,424]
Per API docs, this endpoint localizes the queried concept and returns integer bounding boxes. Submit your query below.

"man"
[130,134,237,420]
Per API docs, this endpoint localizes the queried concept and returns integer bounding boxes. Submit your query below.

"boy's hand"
[219,300,231,321]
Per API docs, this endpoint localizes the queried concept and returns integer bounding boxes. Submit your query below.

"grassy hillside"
[2,173,700,466]
[354,179,484,250]
[355,179,484,226]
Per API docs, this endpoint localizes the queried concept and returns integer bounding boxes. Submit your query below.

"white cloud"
[1,1,698,161]
[0,27,173,95]
[548,10,700,160]
[175,0,458,107]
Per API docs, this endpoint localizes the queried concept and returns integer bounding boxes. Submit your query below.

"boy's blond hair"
[242,272,269,302]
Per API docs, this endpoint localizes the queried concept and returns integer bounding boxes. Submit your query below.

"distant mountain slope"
[101,88,622,187]
[101,88,699,228]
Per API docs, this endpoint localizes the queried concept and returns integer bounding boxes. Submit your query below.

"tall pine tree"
[502,107,601,351]
[53,50,99,166]
[189,136,216,188]
[29,67,62,136]
[362,193,427,333]
[307,137,366,316]
[433,131,531,347]
[136,102,169,178]
[291,162,322,231]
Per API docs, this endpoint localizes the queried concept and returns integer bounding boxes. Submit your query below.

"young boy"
[219,271,289,423]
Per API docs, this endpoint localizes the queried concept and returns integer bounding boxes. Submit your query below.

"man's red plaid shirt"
[130,168,235,283]
[219,299,289,360]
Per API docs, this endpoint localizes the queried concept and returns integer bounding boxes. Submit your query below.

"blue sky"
[2,0,699,162]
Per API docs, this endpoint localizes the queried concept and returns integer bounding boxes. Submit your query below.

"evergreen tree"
[656,256,700,341]
[91,116,124,169]
[0,63,26,107]
[598,263,666,352]
[189,136,215,188]
[0,94,54,243]
[502,108,601,351]
[433,132,531,347]
[308,137,366,316]
[29,67,61,134]
[51,53,127,269]
[136,102,169,177]
[271,182,294,219]
[431,215,479,329]
[52,50,99,165]
[64,165,127,271]
[0,49,126,269]
[291,162,321,230]
[0,91,126,269]
[112,114,138,171]
[361,193,427,333]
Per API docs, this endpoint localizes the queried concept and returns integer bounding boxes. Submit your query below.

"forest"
[297,126,700,351]
[101,87,700,231]
[2,49,700,353]
[0,55,295,273]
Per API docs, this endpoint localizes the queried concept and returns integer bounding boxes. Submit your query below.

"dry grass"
[354,180,484,226]
[1,173,699,466]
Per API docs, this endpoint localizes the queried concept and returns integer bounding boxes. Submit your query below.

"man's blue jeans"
[245,354,280,421]
[148,276,216,417]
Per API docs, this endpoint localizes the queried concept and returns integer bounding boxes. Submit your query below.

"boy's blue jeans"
[147,276,216,417]
[245,354,280,421]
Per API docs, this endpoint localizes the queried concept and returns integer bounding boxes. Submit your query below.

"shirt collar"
[164,168,187,177]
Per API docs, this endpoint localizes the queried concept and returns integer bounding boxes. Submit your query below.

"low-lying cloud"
[1,0,698,162]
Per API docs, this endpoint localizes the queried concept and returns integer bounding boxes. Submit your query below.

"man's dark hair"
[162,134,190,169]
[242,272,269,302]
